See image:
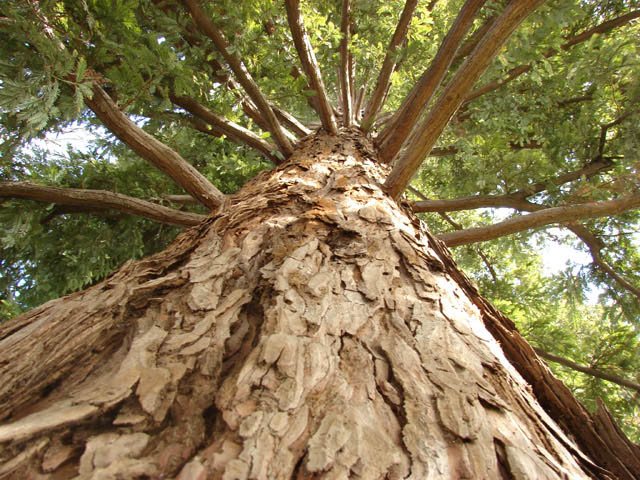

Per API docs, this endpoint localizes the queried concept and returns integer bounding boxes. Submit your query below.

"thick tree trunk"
[0,131,636,479]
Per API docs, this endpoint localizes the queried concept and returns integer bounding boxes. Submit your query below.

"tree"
[0,0,639,477]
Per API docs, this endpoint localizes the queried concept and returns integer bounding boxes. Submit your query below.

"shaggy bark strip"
[0,131,603,479]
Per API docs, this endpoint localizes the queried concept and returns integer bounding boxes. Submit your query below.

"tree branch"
[0,182,206,227]
[377,0,487,162]
[284,0,338,134]
[451,14,497,65]
[339,0,353,126]
[464,9,640,103]
[410,153,638,299]
[436,195,640,247]
[208,58,309,138]
[412,156,615,213]
[408,185,499,282]
[271,104,312,138]
[169,93,279,163]
[384,0,548,197]
[84,84,225,211]
[181,0,294,157]
[565,224,640,300]
[163,194,199,205]
[360,0,419,130]
[533,347,640,393]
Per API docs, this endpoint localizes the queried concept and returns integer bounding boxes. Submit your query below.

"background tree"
[0,0,639,478]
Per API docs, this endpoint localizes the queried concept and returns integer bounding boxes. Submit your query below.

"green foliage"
[1,0,639,442]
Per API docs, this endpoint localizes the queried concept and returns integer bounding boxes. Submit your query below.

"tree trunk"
[0,131,635,479]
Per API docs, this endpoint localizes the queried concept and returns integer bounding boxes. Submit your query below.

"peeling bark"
[0,132,635,479]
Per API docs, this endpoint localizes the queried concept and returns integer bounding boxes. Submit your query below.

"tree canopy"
[0,0,639,441]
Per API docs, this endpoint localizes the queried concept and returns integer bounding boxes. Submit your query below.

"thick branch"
[377,0,488,162]
[182,0,294,157]
[408,186,499,282]
[534,347,640,393]
[339,0,353,126]
[437,195,640,247]
[465,9,640,103]
[271,104,312,138]
[163,194,199,205]
[452,14,497,64]
[0,182,205,227]
[385,0,548,197]
[285,0,338,134]
[360,0,419,129]
[169,93,279,163]
[85,85,225,211]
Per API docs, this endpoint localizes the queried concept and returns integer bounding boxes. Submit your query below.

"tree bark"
[0,132,636,479]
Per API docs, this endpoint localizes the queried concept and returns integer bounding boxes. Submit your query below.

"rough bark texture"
[0,132,632,479]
